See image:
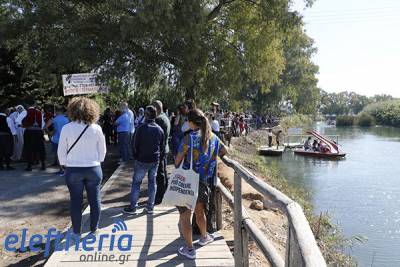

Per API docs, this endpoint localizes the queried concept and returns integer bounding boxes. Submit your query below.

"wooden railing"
[215,156,326,267]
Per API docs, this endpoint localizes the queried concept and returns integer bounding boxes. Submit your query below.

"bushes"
[355,113,375,127]
[336,115,354,126]
[363,100,400,127]
[336,114,375,127]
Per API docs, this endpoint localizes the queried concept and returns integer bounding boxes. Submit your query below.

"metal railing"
[215,156,326,267]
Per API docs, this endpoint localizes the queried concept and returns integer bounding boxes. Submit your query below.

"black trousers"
[268,136,273,147]
[0,134,13,167]
[24,129,45,167]
[155,155,168,204]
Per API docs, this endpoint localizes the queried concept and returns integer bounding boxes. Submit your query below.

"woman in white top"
[58,97,106,236]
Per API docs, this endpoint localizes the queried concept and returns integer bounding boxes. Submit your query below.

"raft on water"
[258,145,285,156]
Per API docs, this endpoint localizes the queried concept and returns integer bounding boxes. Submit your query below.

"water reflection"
[261,125,400,267]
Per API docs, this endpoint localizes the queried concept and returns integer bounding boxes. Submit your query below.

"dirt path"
[0,145,119,267]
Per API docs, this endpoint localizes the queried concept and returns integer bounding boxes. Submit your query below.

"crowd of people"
[0,97,238,260]
[0,101,69,172]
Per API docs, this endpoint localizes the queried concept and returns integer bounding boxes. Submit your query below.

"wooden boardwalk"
[45,164,234,267]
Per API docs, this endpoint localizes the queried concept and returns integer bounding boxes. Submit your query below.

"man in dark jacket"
[22,101,46,171]
[0,108,17,170]
[123,105,164,215]
[153,100,171,205]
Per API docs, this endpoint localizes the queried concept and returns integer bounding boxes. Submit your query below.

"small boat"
[258,146,285,156]
[293,131,346,159]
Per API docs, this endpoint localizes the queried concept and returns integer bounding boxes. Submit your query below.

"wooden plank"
[90,237,229,246]
[51,259,234,267]
[50,244,231,254]
[46,164,234,267]
[50,250,234,260]
[92,228,181,233]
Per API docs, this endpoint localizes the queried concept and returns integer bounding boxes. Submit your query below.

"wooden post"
[216,188,223,231]
[285,225,292,267]
[234,171,243,267]
[285,224,302,267]
[241,226,249,267]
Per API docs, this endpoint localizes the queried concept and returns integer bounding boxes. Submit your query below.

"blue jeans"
[118,132,130,162]
[129,132,134,159]
[130,160,159,210]
[65,166,102,234]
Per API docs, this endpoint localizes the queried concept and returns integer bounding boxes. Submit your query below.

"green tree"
[1,0,315,109]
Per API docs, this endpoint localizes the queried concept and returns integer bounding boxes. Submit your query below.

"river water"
[261,123,400,267]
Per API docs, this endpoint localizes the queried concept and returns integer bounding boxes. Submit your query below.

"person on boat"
[268,128,273,147]
[319,141,330,153]
[312,140,318,151]
[304,137,312,151]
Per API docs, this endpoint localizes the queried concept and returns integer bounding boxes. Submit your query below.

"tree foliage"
[320,90,369,115]
[363,100,400,127]
[1,0,317,112]
[320,90,394,116]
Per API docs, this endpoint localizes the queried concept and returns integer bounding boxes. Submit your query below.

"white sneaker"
[198,233,214,246]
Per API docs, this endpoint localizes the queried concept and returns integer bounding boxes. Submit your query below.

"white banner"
[62,73,109,96]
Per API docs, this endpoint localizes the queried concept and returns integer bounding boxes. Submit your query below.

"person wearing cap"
[123,106,164,215]
[152,100,171,205]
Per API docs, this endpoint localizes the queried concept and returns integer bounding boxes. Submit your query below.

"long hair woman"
[174,108,227,259]
[58,97,106,236]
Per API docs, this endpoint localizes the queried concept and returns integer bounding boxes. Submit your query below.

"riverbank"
[218,130,355,266]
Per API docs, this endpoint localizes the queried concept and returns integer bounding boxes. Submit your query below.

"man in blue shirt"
[123,106,164,214]
[120,102,135,153]
[45,105,69,175]
[115,107,131,162]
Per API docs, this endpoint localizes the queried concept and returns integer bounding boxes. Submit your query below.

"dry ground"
[217,132,289,267]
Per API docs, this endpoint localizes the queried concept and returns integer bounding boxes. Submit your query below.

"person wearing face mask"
[174,108,228,259]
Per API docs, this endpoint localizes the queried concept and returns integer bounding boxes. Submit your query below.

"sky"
[292,0,400,97]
